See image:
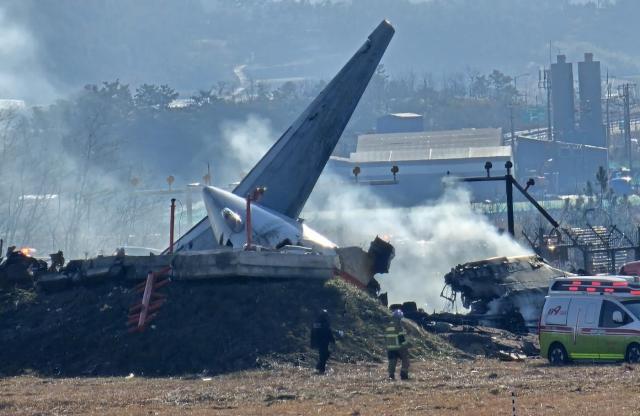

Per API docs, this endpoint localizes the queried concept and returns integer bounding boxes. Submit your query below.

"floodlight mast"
[459,161,559,236]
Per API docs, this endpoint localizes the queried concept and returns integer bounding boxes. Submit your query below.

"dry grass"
[2,357,640,415]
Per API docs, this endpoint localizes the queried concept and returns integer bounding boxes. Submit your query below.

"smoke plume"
[217,118,531,311]
[305,175,531,311]
[220,115,275,184]
[0,6,58,103]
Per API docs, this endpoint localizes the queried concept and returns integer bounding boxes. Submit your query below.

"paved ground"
[2,358,640,415]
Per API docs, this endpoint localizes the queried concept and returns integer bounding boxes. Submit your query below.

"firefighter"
[48,250,65,272]
[5,246,16,259]
[386,309,410,380]
[310,309,335,374]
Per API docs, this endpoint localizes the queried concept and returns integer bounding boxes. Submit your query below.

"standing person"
[310,309,335,374]
[385,309,410,380]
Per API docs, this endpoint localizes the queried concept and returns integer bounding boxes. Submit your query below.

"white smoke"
[0,7,58,103]
[211,117,532,312]
[220,115,275,182]
[305,174,532,311]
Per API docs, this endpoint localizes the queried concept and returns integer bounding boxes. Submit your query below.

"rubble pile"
[0,278,453,377]
[437,325,539,359]
[387,303,539,359]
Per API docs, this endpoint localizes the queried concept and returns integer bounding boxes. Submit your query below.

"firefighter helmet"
[392,309,404,320]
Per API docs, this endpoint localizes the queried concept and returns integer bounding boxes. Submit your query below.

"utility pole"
[539,68,552,141]
[169,198,176,254]
[510,73,530,141]
[605,70,611,150]
[505,161,515,236]
[510,104,515,141]
[621,83,633,171]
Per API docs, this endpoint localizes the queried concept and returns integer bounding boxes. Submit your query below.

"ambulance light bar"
[551,278,640,295]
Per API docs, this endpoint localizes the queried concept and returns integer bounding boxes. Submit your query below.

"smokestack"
[578,52,604,146]
[550,54,575,141]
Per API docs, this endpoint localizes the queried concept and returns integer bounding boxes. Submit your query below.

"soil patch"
[0,278,453,376]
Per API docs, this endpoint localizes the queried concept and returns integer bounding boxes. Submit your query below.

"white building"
[326,127,512,205]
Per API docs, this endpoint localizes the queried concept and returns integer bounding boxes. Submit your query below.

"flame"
[19,247,35,257]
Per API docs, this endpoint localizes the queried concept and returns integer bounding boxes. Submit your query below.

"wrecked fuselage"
[442,255,571,331]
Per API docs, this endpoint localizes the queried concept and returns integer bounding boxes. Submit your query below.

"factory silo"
[551,54,576,141]
[578,52,604,147]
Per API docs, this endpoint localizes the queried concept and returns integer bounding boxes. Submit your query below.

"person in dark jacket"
[310,309,336,374]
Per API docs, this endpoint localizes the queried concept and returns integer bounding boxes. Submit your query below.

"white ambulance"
[539,276,640,365]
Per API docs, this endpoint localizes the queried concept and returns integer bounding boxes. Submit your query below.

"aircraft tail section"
[234,20,394,218]
[172,20,394,253]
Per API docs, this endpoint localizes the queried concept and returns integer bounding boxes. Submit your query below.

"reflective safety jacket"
[385,325,408,351]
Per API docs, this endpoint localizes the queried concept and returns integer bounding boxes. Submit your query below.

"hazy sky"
[0,0,636,103]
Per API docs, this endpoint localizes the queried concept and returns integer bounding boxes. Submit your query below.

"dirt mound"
[0,278,453,376]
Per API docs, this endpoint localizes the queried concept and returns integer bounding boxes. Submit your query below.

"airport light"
[525,178,535,191]
[505,161,513,175]
[391,165,399,182]
[484,161,493,177]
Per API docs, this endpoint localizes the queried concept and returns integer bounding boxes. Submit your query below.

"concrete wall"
[514,136,607,194]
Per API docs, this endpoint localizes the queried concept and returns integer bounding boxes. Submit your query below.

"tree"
[134,84,179,109]
[594,165,609,212]
[365,64,390,114]
[585,180,593,195]
[191,89,218,107]
[596,166,608,195]
[585,180,594,201]
[440,72,466,98]
[273,81,299,102]
[59,80,133,255]
[469,73,490,98]
[255,81,271,102]
[488,70,516,103]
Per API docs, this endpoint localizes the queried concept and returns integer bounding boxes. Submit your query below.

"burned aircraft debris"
[0,247,47,288]
[441,255,571,331]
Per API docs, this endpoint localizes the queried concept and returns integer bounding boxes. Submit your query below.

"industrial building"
[513,53,608,194]
[327,128,512,205]
[513,136,607,194]
[327,52,607,204]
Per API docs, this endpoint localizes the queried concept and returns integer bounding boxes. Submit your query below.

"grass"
[1,358,639,415]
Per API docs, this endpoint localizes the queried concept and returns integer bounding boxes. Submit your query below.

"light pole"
[513,73,530,99]
[510,73,530,140]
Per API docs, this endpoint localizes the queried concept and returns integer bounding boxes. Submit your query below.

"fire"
[19,247,36,257]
